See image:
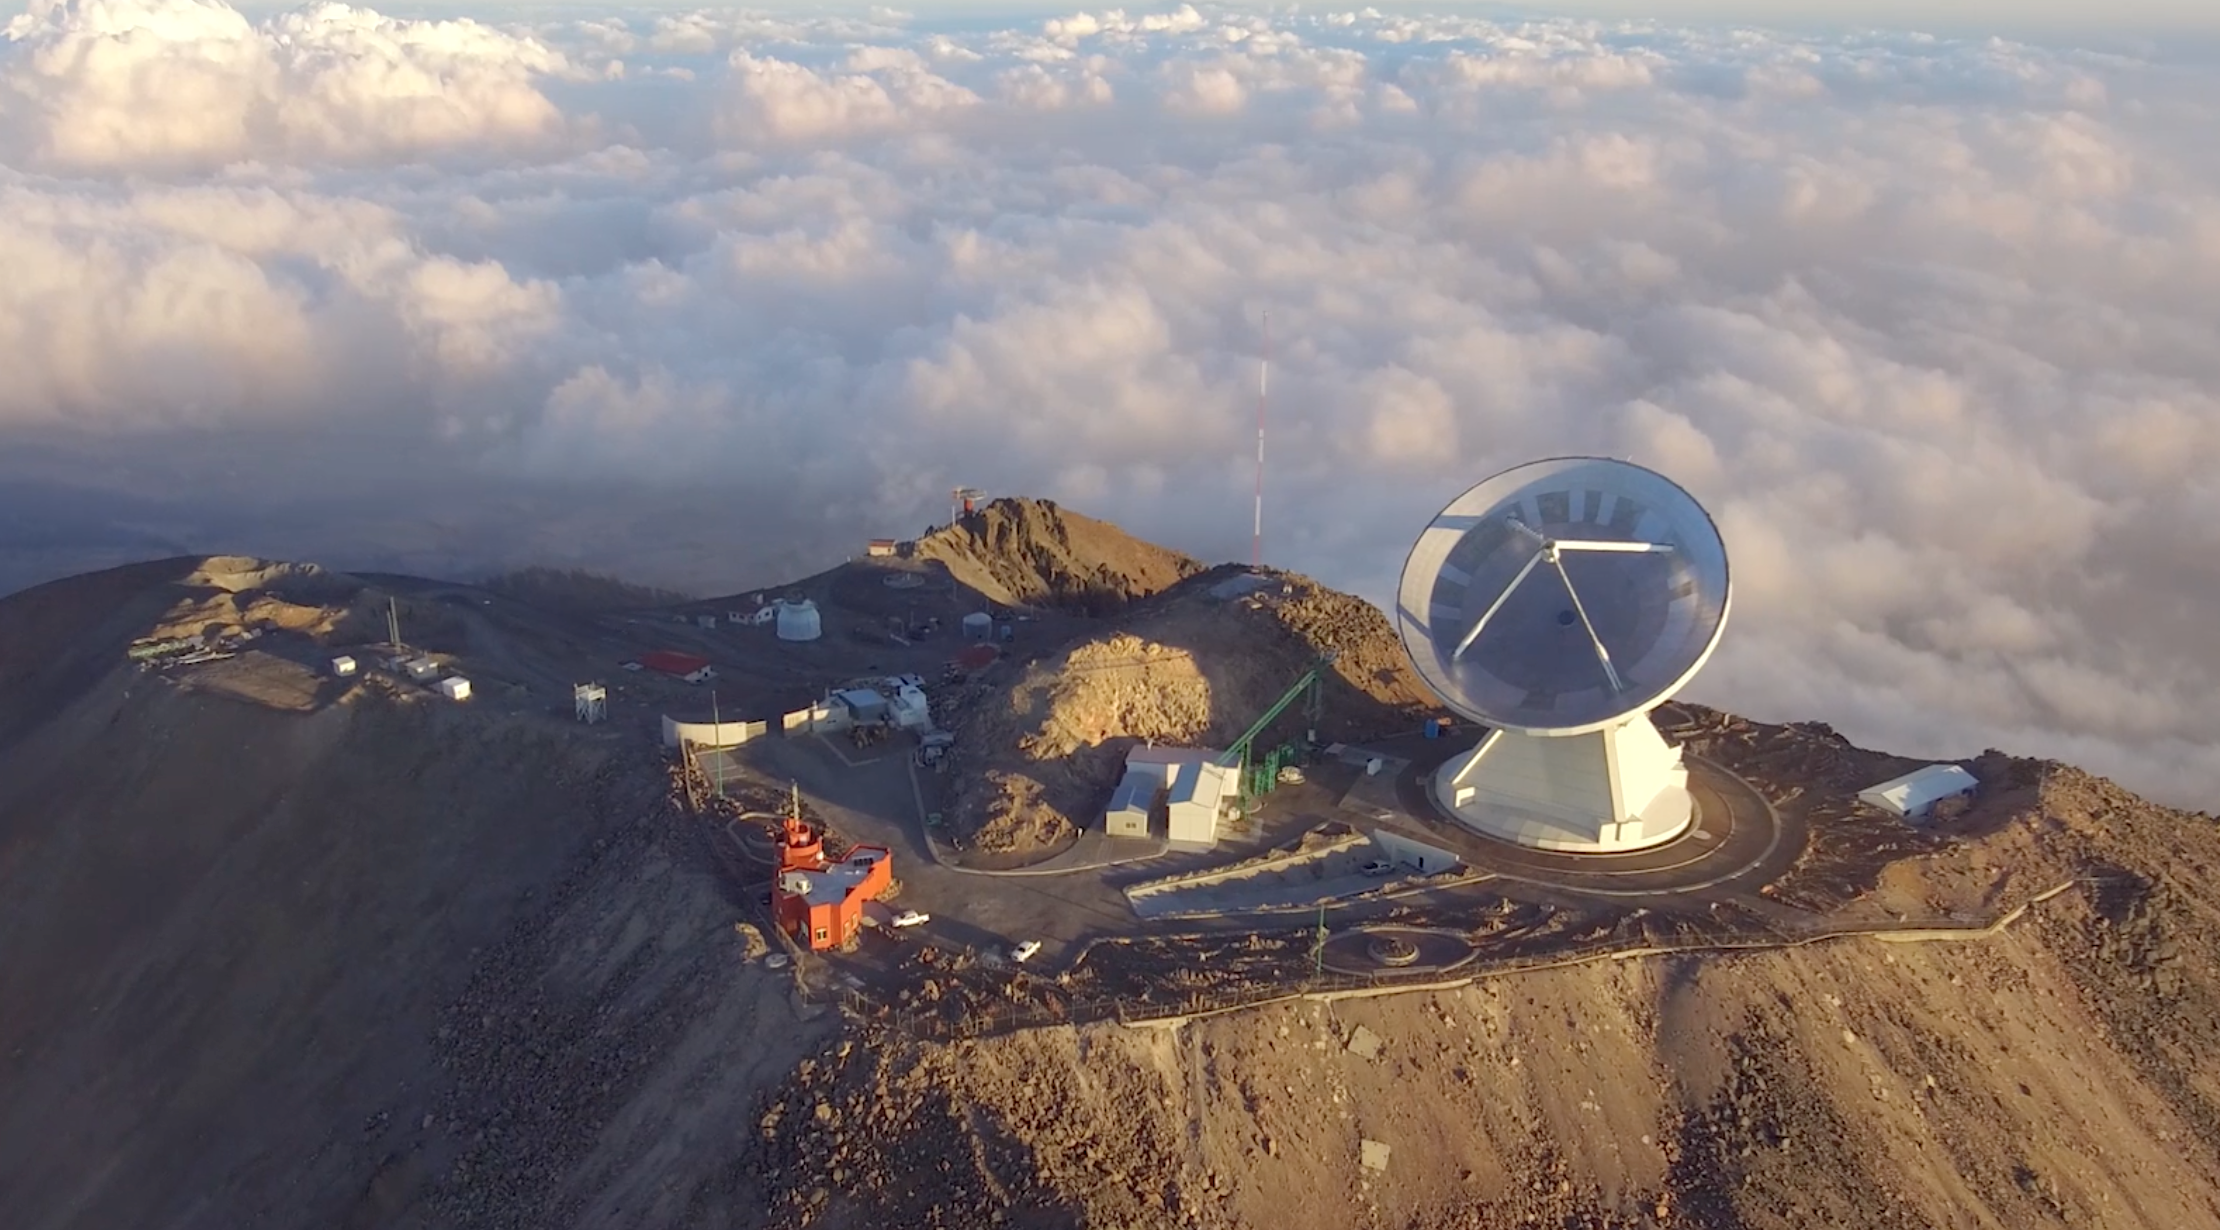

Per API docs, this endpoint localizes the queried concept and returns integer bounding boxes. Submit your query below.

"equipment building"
[771,809,893,950]
[776,598,822,642]
[1858,764,1978,822]
[1103,746,1235,846]
[640,650,716,684]
[836,688,890,725]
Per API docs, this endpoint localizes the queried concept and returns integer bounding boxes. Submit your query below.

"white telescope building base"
[1430,717,1695,853]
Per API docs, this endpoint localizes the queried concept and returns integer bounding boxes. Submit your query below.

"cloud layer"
[3,1,2218,808]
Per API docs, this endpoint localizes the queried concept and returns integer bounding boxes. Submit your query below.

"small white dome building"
[776,598,822,642]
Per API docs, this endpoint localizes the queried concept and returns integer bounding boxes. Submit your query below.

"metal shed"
[837,688,890,724]
[1858,764,1978,822]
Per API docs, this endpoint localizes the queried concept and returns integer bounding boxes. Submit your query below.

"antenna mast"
[386,597,402,651]
[1253,310,1269,570]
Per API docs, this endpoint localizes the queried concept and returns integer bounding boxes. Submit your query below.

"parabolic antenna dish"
[1396,457,1731,736]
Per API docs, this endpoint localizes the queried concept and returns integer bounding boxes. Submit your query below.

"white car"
[1360,860,1395,877]
[1010,940,1043,963]
[892,909,930,928]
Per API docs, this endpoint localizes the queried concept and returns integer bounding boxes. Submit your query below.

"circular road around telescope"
[1388,733,1801,899]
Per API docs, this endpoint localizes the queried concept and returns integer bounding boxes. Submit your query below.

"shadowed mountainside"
[910,497,1205,614]
[2,525,2218,1230]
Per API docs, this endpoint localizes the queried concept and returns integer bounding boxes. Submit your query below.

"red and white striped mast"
[1252,309,1270,571]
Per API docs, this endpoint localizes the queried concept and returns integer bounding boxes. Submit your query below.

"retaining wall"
[663,715,771,749]
[1124,831,1368,903]
[1371,826,1463,875]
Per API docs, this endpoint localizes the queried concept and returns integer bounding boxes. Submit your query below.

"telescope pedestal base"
[1428,718,1695,854]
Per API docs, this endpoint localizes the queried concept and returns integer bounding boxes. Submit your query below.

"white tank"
[776,599,822,642]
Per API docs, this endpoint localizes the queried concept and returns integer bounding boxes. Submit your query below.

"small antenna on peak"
[1253,309,1270,571]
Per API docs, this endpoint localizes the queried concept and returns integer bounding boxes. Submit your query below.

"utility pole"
[1311,901,1327,984]
[710,690,724,798]
[386,597,402,651]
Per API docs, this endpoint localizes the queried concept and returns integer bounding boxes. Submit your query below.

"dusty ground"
[762,897,2220,1230]
[946,566,1437,854]
[0,560,833,1230]
[8,514,2220,1230]
[750,705,2220,1230]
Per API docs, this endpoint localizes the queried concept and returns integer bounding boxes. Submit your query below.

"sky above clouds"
[1,1,2217,808]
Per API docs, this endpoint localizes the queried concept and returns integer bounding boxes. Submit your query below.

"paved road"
[1376,731,1804,903]
[719,734,1143,965]
[702,720,1806,980]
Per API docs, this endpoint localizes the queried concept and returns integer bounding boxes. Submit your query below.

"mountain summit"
[1,522,2216,1230]
[910,497,1205,614]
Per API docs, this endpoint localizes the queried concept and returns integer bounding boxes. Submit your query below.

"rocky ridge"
[910,497,1204,614]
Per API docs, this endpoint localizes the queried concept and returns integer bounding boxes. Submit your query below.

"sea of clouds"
[1,0,2216,806]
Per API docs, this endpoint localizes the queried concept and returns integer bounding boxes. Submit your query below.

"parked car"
[1010,940,1043,963]
[1360,860,1395,877]
[892,910,930,928]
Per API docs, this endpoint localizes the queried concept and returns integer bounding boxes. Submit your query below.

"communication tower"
[951,486,987,524]
[574,682,607,724]
[1253,310,1269,569]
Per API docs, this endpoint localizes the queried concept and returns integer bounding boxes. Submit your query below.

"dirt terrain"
[945,566,1437,853]
[910,497,1204,614]
[0,559,831,1230]
[759,752,2220,1230]
[4,510,2220,1230]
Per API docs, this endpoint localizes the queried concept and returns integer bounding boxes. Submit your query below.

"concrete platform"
[1325,730,1800,899]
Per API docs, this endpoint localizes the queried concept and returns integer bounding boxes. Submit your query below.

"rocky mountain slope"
[4,519,2218,1230]
[757,752,2220,1229]
[0,559,827,1230]
[942,565,1437,853]
[910,497,1204,614]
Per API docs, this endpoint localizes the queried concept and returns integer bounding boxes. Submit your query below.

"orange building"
[772,809,892,950]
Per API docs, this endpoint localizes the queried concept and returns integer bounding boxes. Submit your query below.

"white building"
[436,676,472,701]
[776,598,822,642]
[1103,769,1155,839]
[1167,761,1235,846]
[890,684,931,731]
[1858,764,1978,822]
[404,656,440,681]
[330,655,357,677]
[1103,746,1236,846]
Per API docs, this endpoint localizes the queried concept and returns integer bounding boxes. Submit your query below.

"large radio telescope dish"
[1397,457,1731,738]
